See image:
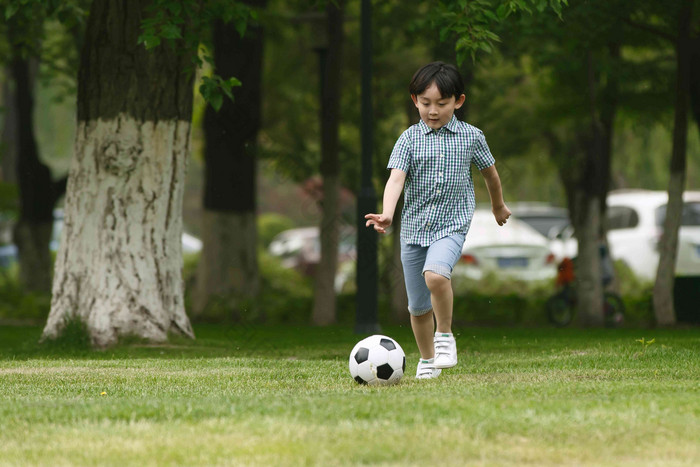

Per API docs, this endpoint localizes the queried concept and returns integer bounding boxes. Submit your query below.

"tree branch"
[623,18,676,42]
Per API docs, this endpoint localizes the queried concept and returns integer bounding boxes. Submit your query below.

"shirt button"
[439,172,443,176]
[440,154,445,158]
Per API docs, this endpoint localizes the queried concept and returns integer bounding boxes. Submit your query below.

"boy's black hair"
[409,62,464,99]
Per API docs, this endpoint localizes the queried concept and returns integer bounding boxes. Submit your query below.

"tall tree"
[8,52,65,292]
[691,36,700,136]
[435,0,619,324]
[193,1,266,318]
[311,0,344,325]
[42,0,196,347]
[3,2,74,292]
[652,0,695,325]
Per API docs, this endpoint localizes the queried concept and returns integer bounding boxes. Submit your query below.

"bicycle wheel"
[603,292,625,327]
[546,294,575,327]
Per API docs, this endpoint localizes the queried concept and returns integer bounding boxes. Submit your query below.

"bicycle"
[546,256,625,327]
[545,283,625,327]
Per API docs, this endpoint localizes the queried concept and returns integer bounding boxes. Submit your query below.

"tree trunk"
[653,0,693,326]
[689,37,700,138]
[571,191,604,327]
[311,0,344,326]
[1,68,18,184]
[42,0,195,347]
[8,29,66,293]
[194,211,258,319]
[569,51,608,326]
[598,42,620,291]
[193,7,265,318]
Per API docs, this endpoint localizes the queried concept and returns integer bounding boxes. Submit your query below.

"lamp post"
[355,0,380,334]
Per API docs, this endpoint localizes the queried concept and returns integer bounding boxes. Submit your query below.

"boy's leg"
[400,239,441,379]
[422,234,465,369]
[410,310,435,359]
[424,272,453,333]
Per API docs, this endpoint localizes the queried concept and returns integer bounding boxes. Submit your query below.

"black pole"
[355,0,380,334]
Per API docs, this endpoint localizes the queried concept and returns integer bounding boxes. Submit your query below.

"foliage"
[137,0,257,110]
[1,0,87,102]
[3,0,86,53]
[1,325,699,464]
[0,270,50,322]
[431,0,567,63]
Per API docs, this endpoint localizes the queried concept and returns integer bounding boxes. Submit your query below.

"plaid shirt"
[387,115,495,247]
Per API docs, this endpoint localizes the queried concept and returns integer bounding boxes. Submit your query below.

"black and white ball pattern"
[349,335,406,385]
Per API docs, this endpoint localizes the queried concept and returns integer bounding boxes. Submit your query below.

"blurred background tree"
[0,0,699,335]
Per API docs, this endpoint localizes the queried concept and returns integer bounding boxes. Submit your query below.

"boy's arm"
[365,169,407,234]
[480,165,511,226]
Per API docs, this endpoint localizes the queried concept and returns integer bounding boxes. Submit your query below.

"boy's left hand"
[493,205,512,226]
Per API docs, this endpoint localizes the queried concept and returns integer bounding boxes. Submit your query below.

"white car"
[508,202,569,237]
[453,210,557,281]
[549,189,700,280]
[268,226,357,292]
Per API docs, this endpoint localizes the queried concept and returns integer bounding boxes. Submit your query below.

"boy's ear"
[455,94,466,109]
[411,94,419,107]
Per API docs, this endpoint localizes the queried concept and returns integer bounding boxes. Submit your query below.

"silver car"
[454,210,557,281]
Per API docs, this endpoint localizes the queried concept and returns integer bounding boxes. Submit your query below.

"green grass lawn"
[0,324,698,466]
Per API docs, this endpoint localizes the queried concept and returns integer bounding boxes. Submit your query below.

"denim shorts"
[400,233,466,316]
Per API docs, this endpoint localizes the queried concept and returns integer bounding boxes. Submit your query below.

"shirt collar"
[418,115,459,135]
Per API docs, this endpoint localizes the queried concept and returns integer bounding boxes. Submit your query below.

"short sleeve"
[472,131,496,170]
[387,130,412,173]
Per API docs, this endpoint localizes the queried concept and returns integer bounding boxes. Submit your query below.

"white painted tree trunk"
[42,115,194,347]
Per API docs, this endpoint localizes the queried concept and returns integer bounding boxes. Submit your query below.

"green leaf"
[227,77,242,88]
[209,92,223,112]
[479,41,493,53]
[496,4,508,19]
[234,18,247,38]
[160,23,182,40]
[143,35,161,49]
[5,4,19,19]
[483,10,498,22]
[166,2,182,16]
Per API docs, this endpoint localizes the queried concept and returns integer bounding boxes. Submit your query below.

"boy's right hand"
[364,213,392,234]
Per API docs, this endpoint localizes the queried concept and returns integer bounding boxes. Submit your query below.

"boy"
[365,62,511,379]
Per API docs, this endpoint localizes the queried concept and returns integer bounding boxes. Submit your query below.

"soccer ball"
[349,335,406,385]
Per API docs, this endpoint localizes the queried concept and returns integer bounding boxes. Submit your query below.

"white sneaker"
[415,358,441,379]
[434,333,457,369]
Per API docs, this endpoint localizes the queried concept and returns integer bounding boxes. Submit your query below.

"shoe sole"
[416,371,442,379]
[434,360,457,369]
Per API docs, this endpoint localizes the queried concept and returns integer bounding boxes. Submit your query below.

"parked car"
[453,210,557,281]
[508,202,570,237]
[549,189,700,280]
[268,225,357,291]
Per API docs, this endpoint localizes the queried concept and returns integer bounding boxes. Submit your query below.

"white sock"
[420,357,435,364]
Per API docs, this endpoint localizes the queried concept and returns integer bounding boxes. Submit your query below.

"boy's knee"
[424,271,450,292]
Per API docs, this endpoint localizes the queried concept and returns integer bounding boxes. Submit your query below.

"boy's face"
[411,82,465,130]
